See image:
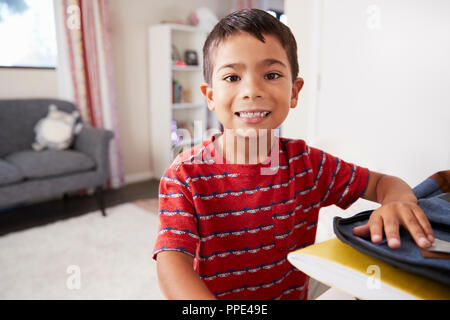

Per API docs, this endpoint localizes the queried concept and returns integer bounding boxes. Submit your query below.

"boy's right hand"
[156,251,217,300]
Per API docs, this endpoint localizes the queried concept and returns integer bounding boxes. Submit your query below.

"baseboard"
[124,171,154,185]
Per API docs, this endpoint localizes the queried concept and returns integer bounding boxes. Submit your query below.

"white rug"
[0,203,165,300]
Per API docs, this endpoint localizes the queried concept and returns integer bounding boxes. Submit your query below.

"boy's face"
[200,32,303,136]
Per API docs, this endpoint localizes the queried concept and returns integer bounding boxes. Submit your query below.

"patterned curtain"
[56,0,125,189]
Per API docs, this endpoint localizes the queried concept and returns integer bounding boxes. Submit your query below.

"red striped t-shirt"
[153,133,369,300]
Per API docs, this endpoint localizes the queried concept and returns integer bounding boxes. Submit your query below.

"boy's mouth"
[234,111,271,124]
[234,111,271,118]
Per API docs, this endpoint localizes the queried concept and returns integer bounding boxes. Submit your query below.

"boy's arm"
[353,171,434,249]
[156,251,217,300]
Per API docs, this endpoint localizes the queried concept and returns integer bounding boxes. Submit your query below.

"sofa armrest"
[73,126,114,181]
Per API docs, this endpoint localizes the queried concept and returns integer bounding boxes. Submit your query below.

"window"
[0,0,57,68]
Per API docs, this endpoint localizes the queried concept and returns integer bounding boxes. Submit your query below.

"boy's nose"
[240,77,264,100]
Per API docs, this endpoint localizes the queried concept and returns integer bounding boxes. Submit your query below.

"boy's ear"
[200,82,215,111]
[290,77,304,108]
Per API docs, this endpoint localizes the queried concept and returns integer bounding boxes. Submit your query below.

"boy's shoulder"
[279,136,307,147]
[176,143,207,164]
[279,136,310,155]
[167,139,212,174]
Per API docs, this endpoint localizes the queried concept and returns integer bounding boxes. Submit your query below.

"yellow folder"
[287,238,450,300]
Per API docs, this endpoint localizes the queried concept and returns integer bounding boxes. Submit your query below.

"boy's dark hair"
[203,8,299,84]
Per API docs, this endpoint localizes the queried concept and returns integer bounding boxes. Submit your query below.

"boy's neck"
[215,129,275,165]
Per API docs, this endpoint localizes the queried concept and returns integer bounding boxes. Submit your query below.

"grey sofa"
[0,99,114,215]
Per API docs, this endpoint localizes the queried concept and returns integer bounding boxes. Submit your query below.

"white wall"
[284,0,320,141]
[286,0,450,187]
[0,68,58,98]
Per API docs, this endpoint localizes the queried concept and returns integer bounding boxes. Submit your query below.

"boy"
[153,9,434,300]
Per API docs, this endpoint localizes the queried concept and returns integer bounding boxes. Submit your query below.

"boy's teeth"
[238,111,270,118]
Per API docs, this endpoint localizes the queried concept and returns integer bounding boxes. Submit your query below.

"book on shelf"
[172,80,193,105]
[172,80,183,103]
[287,238,450,300]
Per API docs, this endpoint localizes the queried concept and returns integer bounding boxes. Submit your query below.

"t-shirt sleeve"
[307,145,370,210]
[152,164,199,260]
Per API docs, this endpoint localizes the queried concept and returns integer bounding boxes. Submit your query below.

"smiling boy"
[153,9,434,300]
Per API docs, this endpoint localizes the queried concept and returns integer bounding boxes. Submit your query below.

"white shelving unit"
[148,24,220,178]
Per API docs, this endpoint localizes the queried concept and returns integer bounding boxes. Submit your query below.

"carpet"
[0,202,165,299]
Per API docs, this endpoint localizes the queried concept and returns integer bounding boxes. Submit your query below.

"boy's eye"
[264,73,281,80]
[224,75,240,82]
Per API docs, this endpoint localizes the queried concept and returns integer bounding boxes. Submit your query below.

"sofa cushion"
[5,150,96,179]
[0,159,25,186]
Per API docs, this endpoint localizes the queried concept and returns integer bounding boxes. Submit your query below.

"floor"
[0,179,160,236]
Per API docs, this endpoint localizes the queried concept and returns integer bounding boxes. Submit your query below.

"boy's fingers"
[352,223,370,238]
[413,207,434,243]
[401,209,431,248]
[368,213,383,243]
[382,214,400,249]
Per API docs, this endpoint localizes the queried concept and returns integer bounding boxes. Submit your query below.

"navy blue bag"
[333,171,450,285]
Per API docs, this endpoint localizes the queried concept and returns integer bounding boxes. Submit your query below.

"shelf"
[173,102,204,110]
[172,65,202,71]
[149,24,219,178]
